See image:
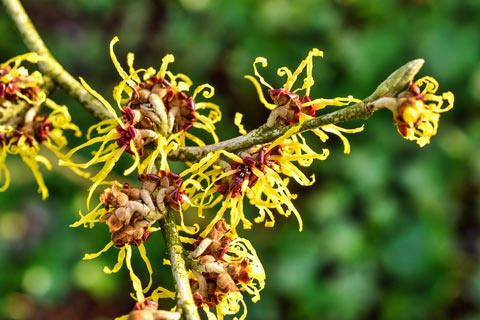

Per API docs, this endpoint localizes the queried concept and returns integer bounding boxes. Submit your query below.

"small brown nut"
[199,255,216,266]
[107,213,123,232]
[137,88,152,103]
[216,272,236,292]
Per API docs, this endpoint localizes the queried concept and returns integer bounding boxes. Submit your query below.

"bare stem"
[169,58,425,162]
[2,0,112,120]
[160,209,200,320]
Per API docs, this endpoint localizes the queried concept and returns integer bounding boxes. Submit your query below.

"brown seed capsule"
[137,88,152,103]
[216,272,236,292]
[199,255,216,266]
[107,212,123,232]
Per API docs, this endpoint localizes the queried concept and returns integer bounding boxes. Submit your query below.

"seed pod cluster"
[189,220,251,308]
[101,171,186,247]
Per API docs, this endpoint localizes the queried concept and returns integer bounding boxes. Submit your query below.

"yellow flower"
[71,171,193,309]
[181,50,364,236]
[244,48,363,154]
[1,135,50,199]
[181,132,330,236]
[222,237,265,304]
[393,77,454,147]
[1,53,84,199]
[187,220,265,320]
[109,36,221,144]
[59,92,166,206]
[0,52,46,106]
[60,37,222,206]
[71,179,182,302]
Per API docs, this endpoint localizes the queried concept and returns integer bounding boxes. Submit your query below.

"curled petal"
[149,286,176,301]
[244,75,276,110]
[193,83,215,99]
[277,66,293,83]
[70,201,107,228]
[416,76,439,94]
[3,52,44,73]
[318,124,364,154]
[125,244,149,301]
[284,48,323,93]
[225,237,266,303]
[157,54,175,79]
[83,241,114,260]
[86,147,125,208]
[251,57,272,89]
[234,112,247,135]
[123,139,141,175]
[126,52,137,77]
[60,128,118,168]
[103,245,127,273]
[8,139,51,199]
[113,68,147,107]
[167,72,193,91]
[267,123,302,151]
[427,91,454,113]
[80,77,125,128]
[109,37,132,84]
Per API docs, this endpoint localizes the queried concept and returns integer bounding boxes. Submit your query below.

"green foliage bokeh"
[0,0,479,319]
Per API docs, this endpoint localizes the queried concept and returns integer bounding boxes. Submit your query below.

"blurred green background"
[1,0,479,319]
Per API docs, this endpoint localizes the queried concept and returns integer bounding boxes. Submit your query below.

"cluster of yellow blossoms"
[0,53,84,199]
[65,37,264,319]
[0,36,454,320]
[185,48,365,239]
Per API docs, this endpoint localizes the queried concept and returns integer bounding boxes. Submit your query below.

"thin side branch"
[2,0,112,120]
[169,59,425,162]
